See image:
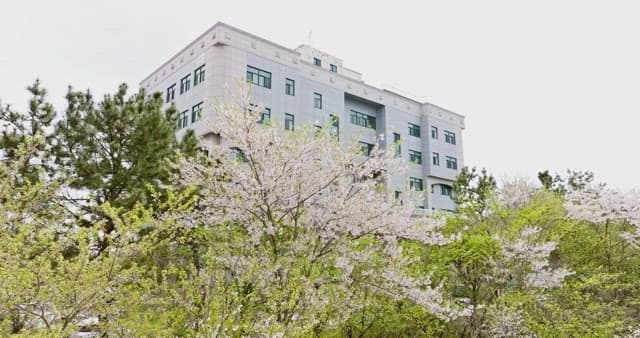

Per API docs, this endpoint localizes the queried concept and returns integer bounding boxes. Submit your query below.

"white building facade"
[140,22,465,212]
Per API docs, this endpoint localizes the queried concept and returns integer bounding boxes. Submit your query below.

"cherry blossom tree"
[175,84,467,335]
[565,184,640,248]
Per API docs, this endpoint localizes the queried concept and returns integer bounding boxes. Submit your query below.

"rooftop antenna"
[308,30,312,46]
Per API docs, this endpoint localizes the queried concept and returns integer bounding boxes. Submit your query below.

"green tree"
[452,166,497,217]
[52,84,197,229]
[1,81,199,234]
[0,136,154,336]
[537,169,594,194]
[0,80,56,184]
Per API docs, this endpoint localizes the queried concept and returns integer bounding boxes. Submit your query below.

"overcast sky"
[1,0,638,188]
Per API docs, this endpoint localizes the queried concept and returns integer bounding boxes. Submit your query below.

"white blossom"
[565,184,640,247]
[177,84,465,334]
[499,227,573,289]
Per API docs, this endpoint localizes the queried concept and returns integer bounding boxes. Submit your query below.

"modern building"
[140,22,465,212]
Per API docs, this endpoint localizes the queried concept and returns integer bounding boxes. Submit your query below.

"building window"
[393,133,401,157]
[330,64,337,72]
[408,123,420,137]
[445,130,456,145]
[259,107,271,124]
[194,64,205,86]
[191,102,203,123]
[314,93,322,109]
[166,84,176,103]
[432,152,440,166]
[230,147,248,162]
[441,185,452,196]
[180,74,191,94]
[431,126,438,139]
[314,57,321,66]
[198,147,209,157]
[446,156,458,170]
[246,65,272,89]
[350,110,376,129]
[330,114,339,140]
[285,113,295,131]
[409,150,422,164]
[409,177,423,191]
[359,141,374,156]
[178,110,189,129]
[285,78,295,96]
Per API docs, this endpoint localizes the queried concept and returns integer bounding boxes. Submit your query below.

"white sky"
[1,0,639,189]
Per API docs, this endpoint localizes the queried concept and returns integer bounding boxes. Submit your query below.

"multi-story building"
[140,22,465,212]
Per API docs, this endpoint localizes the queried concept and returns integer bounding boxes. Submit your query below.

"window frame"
[285,113,295,131]
[330,64,337,72]
[408,123,421,138]
[409,149,422,164]
[259,107,271,124]
[193,64,205,86]
[330,114,339,140]
[285,78,295,96]
[409,177,424,191]
[350,110,376,130]
[444,130,456,145]
[180,74,191,94]
[431,126,438,139]
[441,185,452,196]
[191,102,203,123]
[393,133,401,157]
[446,156,458,170]
[314,57,321,66]
[166,84,176,103]
[358,141,374,156]
[179,110,189,129]
[432,152,440,166]
[314,92,322,109]
[246,65,272,89]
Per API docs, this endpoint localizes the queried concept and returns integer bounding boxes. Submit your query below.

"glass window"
[432,152,440,166]
[359,141,374,156]
[409,150,422,164]
[445,130,456,145]
[431,126,438,139]
[230,147,248,162]
[314,93,322,109]
[193,64,205,86]
[314,57,321,66]
[408,123,420,137]
[409,177,423,191]
[441,185,452,196]
[180,74,191,94]
[330,114,339,140]
[191,102,203,123]
[285,113,295,131]
[330,64,337,72]
[350,110,376,129]
[259,107,271,124]
[246,65,272,89]
[446,156,458,170]
[393,133,401,157]
[166,84,176,103]
[178,110,189,129]
[285,78,295,96]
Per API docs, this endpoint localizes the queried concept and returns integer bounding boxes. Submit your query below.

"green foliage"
[452,166,497,217]
[537,169,594,194]
[52,84,196,217]
[3,83,640,337]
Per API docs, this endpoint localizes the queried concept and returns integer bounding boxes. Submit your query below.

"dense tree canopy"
[1,82,640,336]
